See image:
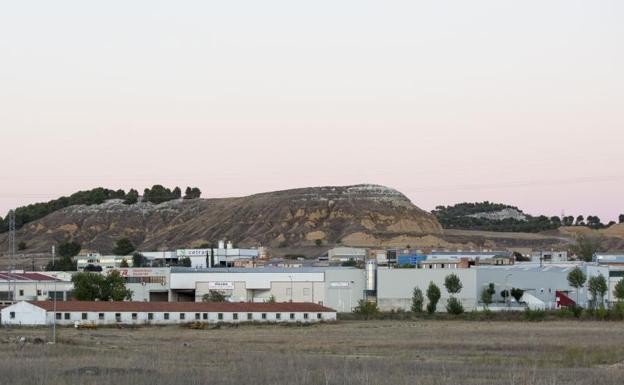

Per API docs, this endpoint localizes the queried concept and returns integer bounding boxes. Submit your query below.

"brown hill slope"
[0,184,442,254]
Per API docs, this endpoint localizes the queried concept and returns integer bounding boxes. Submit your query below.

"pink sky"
[1,1,623,222]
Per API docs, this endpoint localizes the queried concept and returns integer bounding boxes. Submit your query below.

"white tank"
[366,260,377,292]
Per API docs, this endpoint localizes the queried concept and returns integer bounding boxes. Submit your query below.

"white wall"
[42,310,336,326]
[376,268,478,312]
[1,302,47,325]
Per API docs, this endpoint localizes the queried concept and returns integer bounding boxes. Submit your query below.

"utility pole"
[52,277,57,344]
[8,210,16,301]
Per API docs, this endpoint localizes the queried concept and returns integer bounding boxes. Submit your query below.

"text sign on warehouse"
[208,281,234,290]
[177,249,209,257]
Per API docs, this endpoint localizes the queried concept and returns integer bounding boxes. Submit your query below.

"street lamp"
[505,273,513,308]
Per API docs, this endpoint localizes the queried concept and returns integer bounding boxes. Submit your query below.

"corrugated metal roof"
[26,301,335,313]
[0,272,60,282]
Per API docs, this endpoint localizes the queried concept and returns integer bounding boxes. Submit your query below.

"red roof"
[0,272,60,281]
[26,301,335,313]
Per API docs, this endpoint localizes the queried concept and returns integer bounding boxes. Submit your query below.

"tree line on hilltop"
[433,201,623,233]
[0,185,202,233]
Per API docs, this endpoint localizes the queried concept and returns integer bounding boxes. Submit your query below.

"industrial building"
[374,262,609,312]
[530,251,569,263]
[112,267,170,302]
[0,301,336,326]
[0,271,73,303]
[77,242,262,271]
[595,253,624,266]
[168,267,365,312]
[325,247,367,263]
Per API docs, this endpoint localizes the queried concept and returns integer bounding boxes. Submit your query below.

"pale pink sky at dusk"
[1,1,623,221]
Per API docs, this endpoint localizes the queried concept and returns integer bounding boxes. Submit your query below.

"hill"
[0,184,442,254]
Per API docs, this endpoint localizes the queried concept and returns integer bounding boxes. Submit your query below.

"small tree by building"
[510,288,525,303]
[480,283,495,310]
[570,234,603,262]
[444,273,463,294]
[353,300,380,319]
[567,266,587,308]
[120,259,129,268]
[315,239,322,247]
[104,270,133,301]
[341,258,357,267]
[614,279,624,302]
[588,274,608,309]
[179,257,192,267]
[426,281,441,314]
[17,241,27,251]
[132,252,147,268]
[411,287,424,313]
[113,238,136,256]
[202,290,227,302]
[71,271,132,301]
[444,273,464,315]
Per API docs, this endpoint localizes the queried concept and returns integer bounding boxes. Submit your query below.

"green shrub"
[523,308,546,322]
[426,282,441,314]
[610,303,624,320]
[354,300,380,319]
[411,287,424,313]
[446,297,464,315]
[555,307,575,319]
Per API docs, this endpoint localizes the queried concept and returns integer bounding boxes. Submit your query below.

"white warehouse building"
[169,267,366,312]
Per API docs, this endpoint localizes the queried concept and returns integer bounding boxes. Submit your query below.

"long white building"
[1,301,336,326]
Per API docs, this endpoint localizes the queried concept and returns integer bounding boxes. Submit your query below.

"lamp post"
[52,277,57,344]
[505,273,513,308]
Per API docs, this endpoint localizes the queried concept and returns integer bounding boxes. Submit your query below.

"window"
[317,313,322,320]
[115,313,121,322]
[303,313,309,319]
[19,290,24,296]
[290,313,295,320]
[10,312,15,319]
[99,313,104,320]
[56,313,62,320]
[247,313,253,320]
[218,313,223,320]
[37,290,42,296]
[148,313,154,320]
[132,313,137,320]
[202,313,208,320]
[195,313,200,320]
[180,313,185,320]
[276,313,281,320]
[286,288,292,296]
[233,313,238,320]
[261,313,267,320]
[64,313,70,320]
[164,313,170,320]
[82,313,88,320]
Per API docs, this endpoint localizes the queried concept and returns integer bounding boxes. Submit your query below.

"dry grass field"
[2,320,624,385]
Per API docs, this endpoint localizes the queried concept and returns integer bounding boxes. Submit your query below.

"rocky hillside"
[0,185,442,254]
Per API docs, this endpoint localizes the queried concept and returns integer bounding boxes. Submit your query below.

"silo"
[365,260,377,292]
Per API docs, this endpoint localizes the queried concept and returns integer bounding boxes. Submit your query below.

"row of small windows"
[53,312,323,321]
